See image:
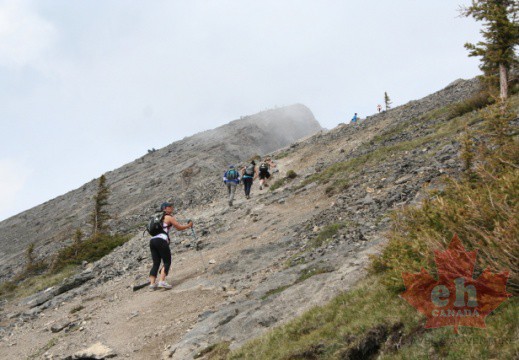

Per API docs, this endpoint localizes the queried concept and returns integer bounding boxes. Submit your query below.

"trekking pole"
[190,226,208,272]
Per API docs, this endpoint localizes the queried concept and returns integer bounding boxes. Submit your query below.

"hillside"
[0,104,321,282]
[1,76,514,360]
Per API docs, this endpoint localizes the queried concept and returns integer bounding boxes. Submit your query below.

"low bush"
[195,341,231,359]
[50,233,130,274]
[447,92,494,119]
[268,178,286,191]
[309,222,348,249]
[286,170,297,179]
[269,170,298,191]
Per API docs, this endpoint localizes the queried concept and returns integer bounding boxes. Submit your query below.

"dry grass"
[372,102,518,295]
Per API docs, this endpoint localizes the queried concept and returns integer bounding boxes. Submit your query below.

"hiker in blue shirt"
[223,165,240,207]
[351,113,358,124]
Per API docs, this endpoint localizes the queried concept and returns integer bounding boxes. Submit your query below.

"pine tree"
[384,92,392,110]
[89,175,110,238]
[73,228,84,245]
[26,243,36,268]
[461,1,519,101]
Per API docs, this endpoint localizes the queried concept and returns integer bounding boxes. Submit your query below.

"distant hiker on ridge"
[223,165,240,207]
[149,202,193,290]
[351,113,358,124]
[377,104,382,113]
[241,160,257,199]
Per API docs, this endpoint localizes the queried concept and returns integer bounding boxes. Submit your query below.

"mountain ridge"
[1,76,509,360]
[0,103,322,281]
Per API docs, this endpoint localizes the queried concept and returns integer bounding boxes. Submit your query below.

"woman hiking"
[241,160,258,199]
[149,202,193,290]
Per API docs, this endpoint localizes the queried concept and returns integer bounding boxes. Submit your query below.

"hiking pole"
[190,226,208,273]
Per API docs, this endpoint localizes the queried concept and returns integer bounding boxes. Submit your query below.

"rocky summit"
[0,77,497,359]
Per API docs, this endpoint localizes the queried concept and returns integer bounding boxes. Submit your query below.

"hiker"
[241,160,257,199]
[377,104,382,113]
[223,165,240,206]
[149,202,193,290]
[258,158,272,190]
[351,113,358,124]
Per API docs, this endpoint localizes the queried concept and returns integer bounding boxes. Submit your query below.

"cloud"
[0,159,31,220]
[0,0,56,68]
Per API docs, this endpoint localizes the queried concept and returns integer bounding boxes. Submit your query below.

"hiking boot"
[259,185,263,190]
[149,283,158,291]
[246,195,250,199]
[157,281,172,289]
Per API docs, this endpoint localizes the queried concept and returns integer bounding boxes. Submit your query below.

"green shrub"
[296,265,334,283]
[448,92,494,119]
[275,151,290,159]
[286,170,297,179]
[309,222,348,249]
[269,170,297,191]
[51,234,130,274]
[269,178,286,191]
[261,285,291,300]
[0,281,17,298]
[195,341,231,359]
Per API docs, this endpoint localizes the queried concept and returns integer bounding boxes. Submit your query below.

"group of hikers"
[147,157,276,290]
[147,109,387,289]
[222,157,276,207]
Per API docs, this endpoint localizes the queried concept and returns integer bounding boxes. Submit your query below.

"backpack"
[146,211,166,236]
[226,169,239,180]
[259,162,268,172]
[245,164,255,176]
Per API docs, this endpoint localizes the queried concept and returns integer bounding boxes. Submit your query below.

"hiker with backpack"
[258,157,273,190]
[148,202,193,290]
[223,165,240,207]
[241,160,257,199]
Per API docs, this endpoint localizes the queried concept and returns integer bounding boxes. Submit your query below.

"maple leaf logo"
[401,234,511,333]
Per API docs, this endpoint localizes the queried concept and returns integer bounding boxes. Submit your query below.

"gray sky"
[0,0,482,221]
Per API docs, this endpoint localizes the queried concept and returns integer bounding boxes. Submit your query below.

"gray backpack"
[245,164,255,176]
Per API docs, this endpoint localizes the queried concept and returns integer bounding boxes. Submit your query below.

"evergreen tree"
[461,0,519,100]
[26,243,36,267]
[384,92,392,110]
[73,228,84,245]
[89,175,110,238]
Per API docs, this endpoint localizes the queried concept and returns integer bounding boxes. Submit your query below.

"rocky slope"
[0,77,493,360]
[0,104,321,282]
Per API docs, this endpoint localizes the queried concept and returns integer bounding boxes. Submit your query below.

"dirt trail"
[0,162,341,359]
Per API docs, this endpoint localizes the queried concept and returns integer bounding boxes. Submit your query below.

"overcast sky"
[0,0,482,221]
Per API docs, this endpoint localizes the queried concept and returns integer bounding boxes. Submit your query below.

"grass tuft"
[50,233,130,274]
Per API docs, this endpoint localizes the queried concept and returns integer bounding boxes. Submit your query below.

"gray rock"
[51,320,71,333]
[394,174,413,185]
[66,342,116,359]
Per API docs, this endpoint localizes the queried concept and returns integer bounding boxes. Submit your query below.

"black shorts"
[259,171,270,180]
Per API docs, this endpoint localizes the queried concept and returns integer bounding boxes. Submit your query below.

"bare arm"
[165,215,193,231]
